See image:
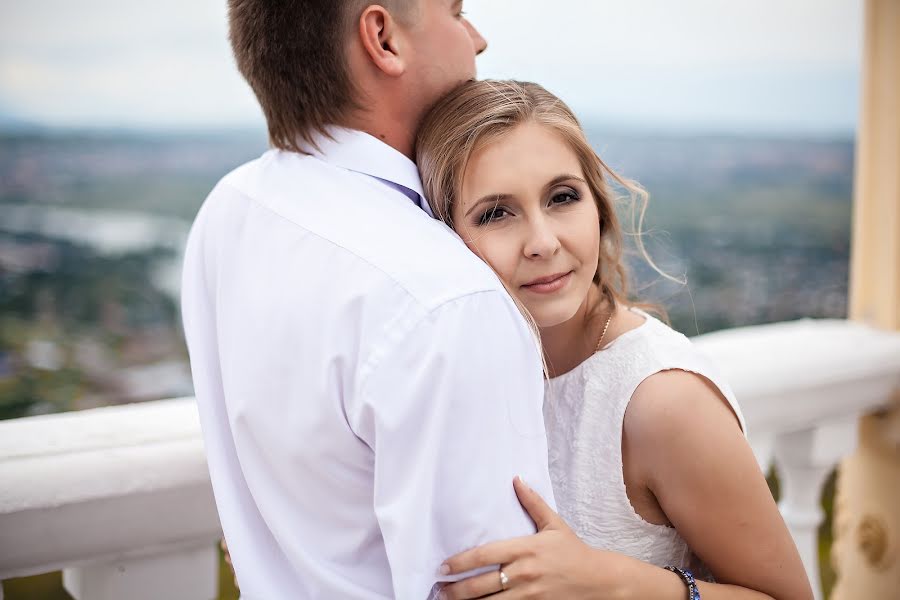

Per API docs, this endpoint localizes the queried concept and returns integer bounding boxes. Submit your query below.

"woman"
[415,80,812,599]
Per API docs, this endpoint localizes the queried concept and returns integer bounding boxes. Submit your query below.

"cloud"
[468,0,861,71]
[0,0,262,128]
[0,0,862,132]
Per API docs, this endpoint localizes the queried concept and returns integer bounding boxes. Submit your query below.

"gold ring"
[499,568,510,590]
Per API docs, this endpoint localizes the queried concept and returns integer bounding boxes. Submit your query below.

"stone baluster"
[774,418,859,600]
[62,543,218,600]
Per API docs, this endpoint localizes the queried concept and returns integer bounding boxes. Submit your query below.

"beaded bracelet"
[664,566,700,600]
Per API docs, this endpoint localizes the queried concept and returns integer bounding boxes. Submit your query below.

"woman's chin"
[527,304,581,330]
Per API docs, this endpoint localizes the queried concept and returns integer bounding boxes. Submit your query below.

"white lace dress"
[542,308,746,578]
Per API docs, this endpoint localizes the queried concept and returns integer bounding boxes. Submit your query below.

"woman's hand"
[438,477,639,599]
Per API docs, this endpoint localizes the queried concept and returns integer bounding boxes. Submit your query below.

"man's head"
[228,0,486,155]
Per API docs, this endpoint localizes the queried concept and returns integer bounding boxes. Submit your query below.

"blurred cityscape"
[0,127,853,420]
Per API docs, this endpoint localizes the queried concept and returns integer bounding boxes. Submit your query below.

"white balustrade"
[694,318,900,599]
[0,398,220,600]
[0,319,898,599]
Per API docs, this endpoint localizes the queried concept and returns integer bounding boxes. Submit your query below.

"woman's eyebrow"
[544,174,586,190]
[465,193,512,218]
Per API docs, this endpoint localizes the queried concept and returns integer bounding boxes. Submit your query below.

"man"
[181,1,555,598]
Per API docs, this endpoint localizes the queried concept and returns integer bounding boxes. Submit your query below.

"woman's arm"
[439,371,813,600]
[624,370,812,599]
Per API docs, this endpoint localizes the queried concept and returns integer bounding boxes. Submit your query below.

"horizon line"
[0,120,857,142]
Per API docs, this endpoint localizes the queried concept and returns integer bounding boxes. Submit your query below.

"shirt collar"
[307,126,433,218]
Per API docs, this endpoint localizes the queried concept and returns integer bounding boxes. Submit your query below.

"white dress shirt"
[181,127,556,599]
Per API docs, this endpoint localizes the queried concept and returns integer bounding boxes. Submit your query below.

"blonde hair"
[416,80,670,340]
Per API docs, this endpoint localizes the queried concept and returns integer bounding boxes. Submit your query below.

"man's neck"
[344,115,417,161]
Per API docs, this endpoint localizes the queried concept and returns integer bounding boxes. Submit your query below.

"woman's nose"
[523,218,561,259]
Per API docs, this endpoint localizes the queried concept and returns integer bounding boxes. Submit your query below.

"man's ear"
[358,6,407,77]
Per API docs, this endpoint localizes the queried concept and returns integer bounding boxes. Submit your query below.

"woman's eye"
[477,206,508,225]
[550,189,580,205]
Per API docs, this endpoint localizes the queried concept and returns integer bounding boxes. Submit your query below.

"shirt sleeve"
[359,290,557,600]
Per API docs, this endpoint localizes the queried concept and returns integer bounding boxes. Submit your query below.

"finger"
[513,476,559,531]
[442,537,530,575]
[440,567,510,600]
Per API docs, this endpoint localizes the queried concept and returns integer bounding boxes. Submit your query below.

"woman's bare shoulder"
[624,369,741,454]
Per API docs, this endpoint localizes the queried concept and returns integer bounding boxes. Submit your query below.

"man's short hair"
[228,0,411,153]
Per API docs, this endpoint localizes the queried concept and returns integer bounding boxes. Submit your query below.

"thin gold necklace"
[594,311,614,353]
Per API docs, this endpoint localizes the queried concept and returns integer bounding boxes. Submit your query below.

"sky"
[0,0,863,135]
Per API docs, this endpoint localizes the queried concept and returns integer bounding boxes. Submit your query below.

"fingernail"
[439,563,450,576]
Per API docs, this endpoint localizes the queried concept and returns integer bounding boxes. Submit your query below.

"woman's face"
[453,122,601,328]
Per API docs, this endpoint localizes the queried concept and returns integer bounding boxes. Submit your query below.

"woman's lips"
[520,271,574,294]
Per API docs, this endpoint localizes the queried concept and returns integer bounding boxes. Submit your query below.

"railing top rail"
[1,318,898,581]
